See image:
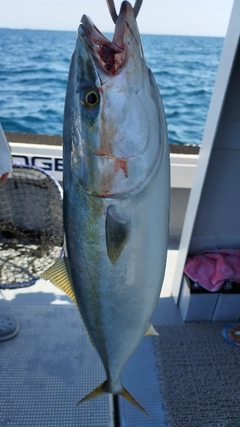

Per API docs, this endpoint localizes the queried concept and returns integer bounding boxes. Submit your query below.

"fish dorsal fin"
[145,324,159,336]
[106,204,130,264]
[41,258,77,306]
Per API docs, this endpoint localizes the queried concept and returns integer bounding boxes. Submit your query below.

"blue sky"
[0,0,234,36]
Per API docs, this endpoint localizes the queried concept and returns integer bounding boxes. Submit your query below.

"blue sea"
[0,28,223,145]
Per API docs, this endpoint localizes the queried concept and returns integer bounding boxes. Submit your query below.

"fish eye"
[84,89,99,108]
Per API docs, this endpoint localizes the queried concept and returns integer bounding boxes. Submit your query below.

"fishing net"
[0,164,63,289]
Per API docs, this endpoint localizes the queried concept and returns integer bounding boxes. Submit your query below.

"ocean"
[0,28,223,145]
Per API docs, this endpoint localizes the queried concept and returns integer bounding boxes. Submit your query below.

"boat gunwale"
[5,131,200,155]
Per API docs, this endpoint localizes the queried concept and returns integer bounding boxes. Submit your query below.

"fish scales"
[42,0,170,416]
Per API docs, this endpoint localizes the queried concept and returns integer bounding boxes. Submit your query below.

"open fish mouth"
[71,0,163,199]
[81,1,137,77]
[81,16,125,76]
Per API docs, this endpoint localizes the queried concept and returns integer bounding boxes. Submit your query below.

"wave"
[0,29,224,144]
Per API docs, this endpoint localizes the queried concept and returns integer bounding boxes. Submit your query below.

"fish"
[42,0,170,416]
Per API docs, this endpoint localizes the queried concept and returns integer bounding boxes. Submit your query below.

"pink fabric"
[184,249,240,292]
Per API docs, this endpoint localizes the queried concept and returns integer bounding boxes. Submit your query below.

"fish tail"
[76,380,108,405]
[77,380,150,417]
[120,386,150,417]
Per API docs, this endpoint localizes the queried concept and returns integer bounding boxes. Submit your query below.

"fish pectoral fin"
[106,204,130,264]
[41,258,77,306]
[77,380,108,405]
[121,387,150,417]
[145,324,159,336]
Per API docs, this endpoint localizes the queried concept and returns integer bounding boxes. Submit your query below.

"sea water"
[0,28,223,145]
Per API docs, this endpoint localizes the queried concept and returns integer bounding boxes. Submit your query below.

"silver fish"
[43,0,170,415]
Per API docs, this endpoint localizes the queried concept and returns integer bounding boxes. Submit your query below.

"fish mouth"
[81,1,137,76]
[77,2,163,200]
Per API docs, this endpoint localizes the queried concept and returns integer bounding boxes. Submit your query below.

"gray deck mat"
[0,302,110,427]
[119,337,167,426]
[154,322,240,427]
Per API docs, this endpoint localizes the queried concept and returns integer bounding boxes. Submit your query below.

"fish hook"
[106,0,143,23]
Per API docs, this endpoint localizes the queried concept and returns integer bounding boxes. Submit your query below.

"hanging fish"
[42,0,170,416]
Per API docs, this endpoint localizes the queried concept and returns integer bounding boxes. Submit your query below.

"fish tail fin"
[77,380,149,417]
[120,386,150,417]
[76,380,108,406]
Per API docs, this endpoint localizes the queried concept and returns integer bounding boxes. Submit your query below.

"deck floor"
[0,250,181,426]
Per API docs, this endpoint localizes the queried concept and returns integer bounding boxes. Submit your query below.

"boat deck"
[0,250,181,427]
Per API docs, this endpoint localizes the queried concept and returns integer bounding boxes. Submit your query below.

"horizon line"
[0,26,225,38]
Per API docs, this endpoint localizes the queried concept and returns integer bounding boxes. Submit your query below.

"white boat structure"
[1,0,240,425]
[7,133,198,246]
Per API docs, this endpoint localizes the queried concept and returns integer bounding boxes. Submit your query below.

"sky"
[0,0,235,36]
